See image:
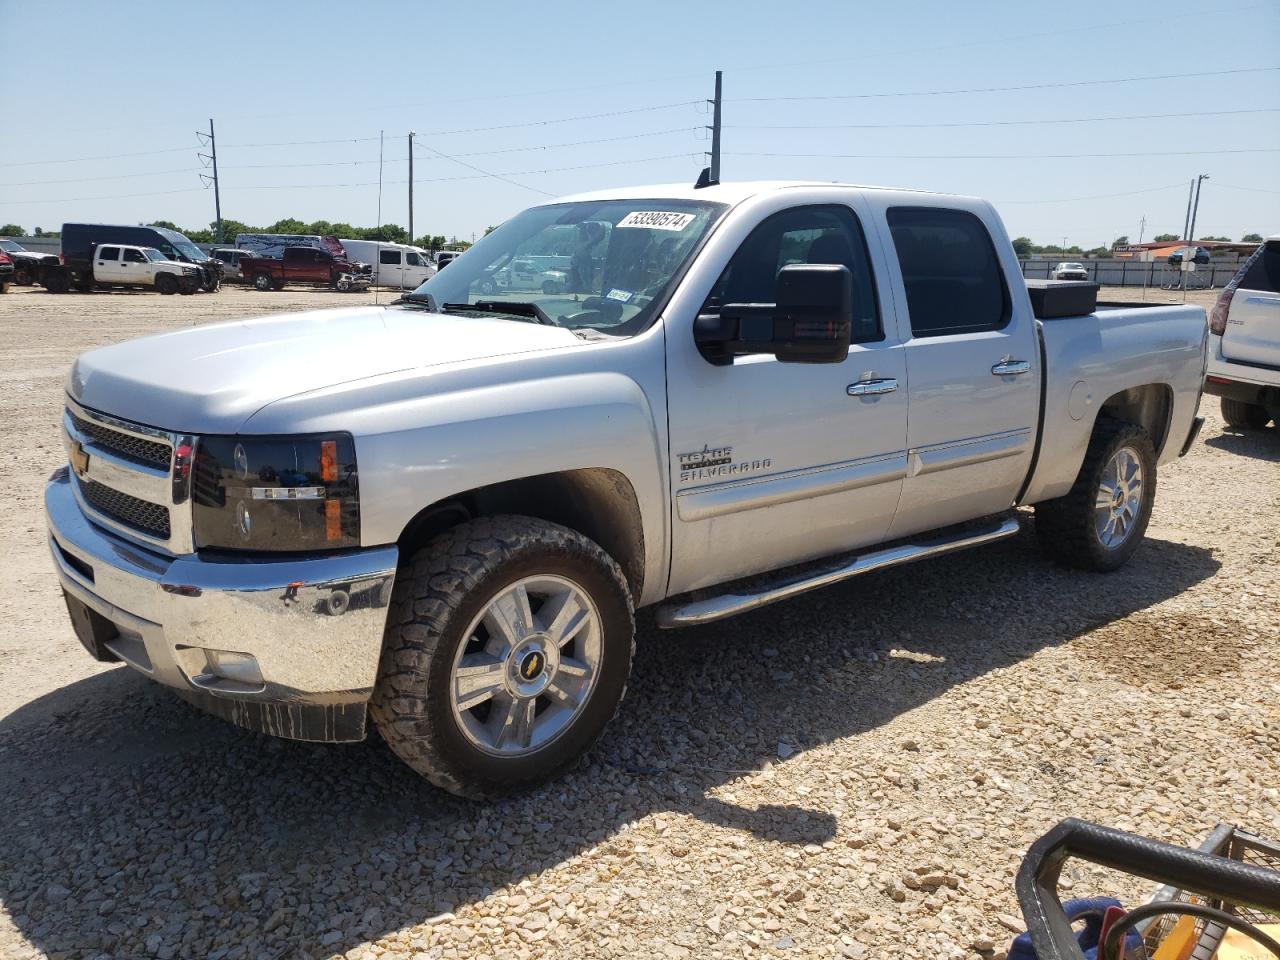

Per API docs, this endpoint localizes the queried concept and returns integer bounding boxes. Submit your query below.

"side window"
[1240,240,1279,293]
[379,249,401,265]
[705,205,881,344]
[97,246,120,261]
[123,248,146,263]
[886,207,1011,338]
[406,251,424,267]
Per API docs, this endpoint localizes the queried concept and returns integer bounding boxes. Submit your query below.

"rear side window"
[1239,240,1280,293]
[379,249,401,265]
[97,246,120,261]
[887,207,1011,337]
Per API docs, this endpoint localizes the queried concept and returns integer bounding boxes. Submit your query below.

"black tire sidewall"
[156,274,177,295]
[253,273,273,291]
[432,547,631,789]
[1080,425,1157,570]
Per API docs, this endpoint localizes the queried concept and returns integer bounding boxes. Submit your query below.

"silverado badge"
[70,441,90,479]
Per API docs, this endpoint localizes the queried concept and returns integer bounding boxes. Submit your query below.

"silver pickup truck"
[45,181,1208,797]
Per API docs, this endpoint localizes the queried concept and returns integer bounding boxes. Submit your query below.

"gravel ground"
[1,284,1276,960]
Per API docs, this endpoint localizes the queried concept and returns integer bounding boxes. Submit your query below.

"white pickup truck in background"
[46,180,1208,798]
[1205,234,1280,429]
[89,243,202,295]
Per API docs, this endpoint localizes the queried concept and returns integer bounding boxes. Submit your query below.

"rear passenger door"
[94,246,122,283]
[877,204,1041,539]
[1222,239,1280,367]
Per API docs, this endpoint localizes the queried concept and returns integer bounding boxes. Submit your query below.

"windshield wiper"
[393,292,441,310]
[444,300,556,327]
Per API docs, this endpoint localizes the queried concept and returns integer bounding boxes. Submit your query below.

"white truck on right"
[1205,235,1280,429]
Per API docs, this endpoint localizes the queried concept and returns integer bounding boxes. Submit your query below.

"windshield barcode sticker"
[616,211,696,231]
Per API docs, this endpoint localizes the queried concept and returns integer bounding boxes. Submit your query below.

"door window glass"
[97,246,120,261]
[703,205,881,343]
[379,249,401,265]
[886,207,1011,337]
[406,252,425,267]
[123,248,146,263]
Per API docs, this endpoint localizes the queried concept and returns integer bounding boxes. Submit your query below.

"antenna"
[375,130,384,306]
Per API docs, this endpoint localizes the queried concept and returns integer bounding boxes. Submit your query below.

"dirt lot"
[1,284,1276,960]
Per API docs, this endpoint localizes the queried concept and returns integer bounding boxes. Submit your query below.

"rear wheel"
[371,516,635,799]
[13,266,31,286]
[253,272,274,292]
[44,271,69,294]
[1034,420,1156,572]
[0,281,10,295]
[1220,397,1271,429]
[155,273,178,295]
[73,276,94,293]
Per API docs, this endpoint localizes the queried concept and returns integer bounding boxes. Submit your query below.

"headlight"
[183,266,199,276]
[192,434,360,551]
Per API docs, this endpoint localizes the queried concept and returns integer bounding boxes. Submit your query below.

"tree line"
[1013,232,1265,259]
[0,219,480,252]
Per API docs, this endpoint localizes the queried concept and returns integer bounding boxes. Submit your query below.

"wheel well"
[1096,384,1174,455]
[396,468,646,601]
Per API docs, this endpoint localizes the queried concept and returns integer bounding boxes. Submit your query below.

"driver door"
[665,201,910,595]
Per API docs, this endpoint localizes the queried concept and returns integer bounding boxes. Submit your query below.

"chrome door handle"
[847,378,899,396]
[991,360,1031,376]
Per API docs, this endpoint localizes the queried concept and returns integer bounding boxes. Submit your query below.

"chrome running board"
[656,516,1021,628]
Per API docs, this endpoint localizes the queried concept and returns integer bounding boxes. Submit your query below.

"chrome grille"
[78,478,171,539]
[68,410,171,468]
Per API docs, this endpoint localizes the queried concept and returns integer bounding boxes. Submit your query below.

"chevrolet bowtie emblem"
[70,441,90,479]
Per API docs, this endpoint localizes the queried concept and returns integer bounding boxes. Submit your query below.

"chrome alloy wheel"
[1094,446,1144,549]
[449,575,602,756]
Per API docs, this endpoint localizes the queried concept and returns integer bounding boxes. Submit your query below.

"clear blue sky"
[2,0,1278,247]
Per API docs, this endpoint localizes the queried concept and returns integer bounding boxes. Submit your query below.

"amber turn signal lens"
[320,440,338,483]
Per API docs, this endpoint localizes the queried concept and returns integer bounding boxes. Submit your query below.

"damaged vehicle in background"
[0,237,60,286]
[41,223,222,293]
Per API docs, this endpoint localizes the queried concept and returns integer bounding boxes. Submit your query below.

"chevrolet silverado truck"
[241,245,372,292]
[45,180,1208,798]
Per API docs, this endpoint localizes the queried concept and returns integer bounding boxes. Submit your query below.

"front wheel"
[155,273,178,295]
[371,516,635,799]
[1220,397,1271,429]
[1034,420,1156,572]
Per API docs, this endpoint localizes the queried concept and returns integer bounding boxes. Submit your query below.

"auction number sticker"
[616,211,696,231]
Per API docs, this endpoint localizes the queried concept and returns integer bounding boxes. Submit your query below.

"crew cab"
[1204,235,1280,428]
[241,245,372,292]
[85,244,202,294]
[45,180,1208,799]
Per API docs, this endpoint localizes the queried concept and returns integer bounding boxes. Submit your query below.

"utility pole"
[1182,179,1195,241]
[708,70,722,184]
[1187,173,1209,245]
[408,131,415,243]
[197,119,223,243]
[1137,216,1146,245]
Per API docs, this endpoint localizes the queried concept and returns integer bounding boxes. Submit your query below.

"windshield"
[408,199,726,335]
[0,239,24,253]
[171,240,208,261]
[143,247,168,262]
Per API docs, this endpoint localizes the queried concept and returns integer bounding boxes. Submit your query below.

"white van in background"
[338,240,436,289]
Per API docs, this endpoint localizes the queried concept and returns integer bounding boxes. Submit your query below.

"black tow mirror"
[694,263,853,365]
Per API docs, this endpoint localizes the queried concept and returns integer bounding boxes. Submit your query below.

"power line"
[994,182,1191,205]
[413,141,553,197]
[0,146,194,168]
[0,187,206,206]
[732,66,1280,103]
[728,107,1280,131]
[729,147,1280,160]
[3,167,199,187]
[1215,182,1280,196]
[416,100,702,137]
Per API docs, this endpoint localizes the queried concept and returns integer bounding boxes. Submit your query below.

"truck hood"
[68,305,582,434]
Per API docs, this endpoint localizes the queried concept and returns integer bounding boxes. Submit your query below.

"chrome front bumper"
[46,471,398,742]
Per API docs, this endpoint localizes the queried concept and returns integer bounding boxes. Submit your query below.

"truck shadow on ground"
[0,526,1219,959]
[1203,426,1280,462]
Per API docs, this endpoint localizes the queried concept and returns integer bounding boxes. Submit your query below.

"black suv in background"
[0,238,60,286]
